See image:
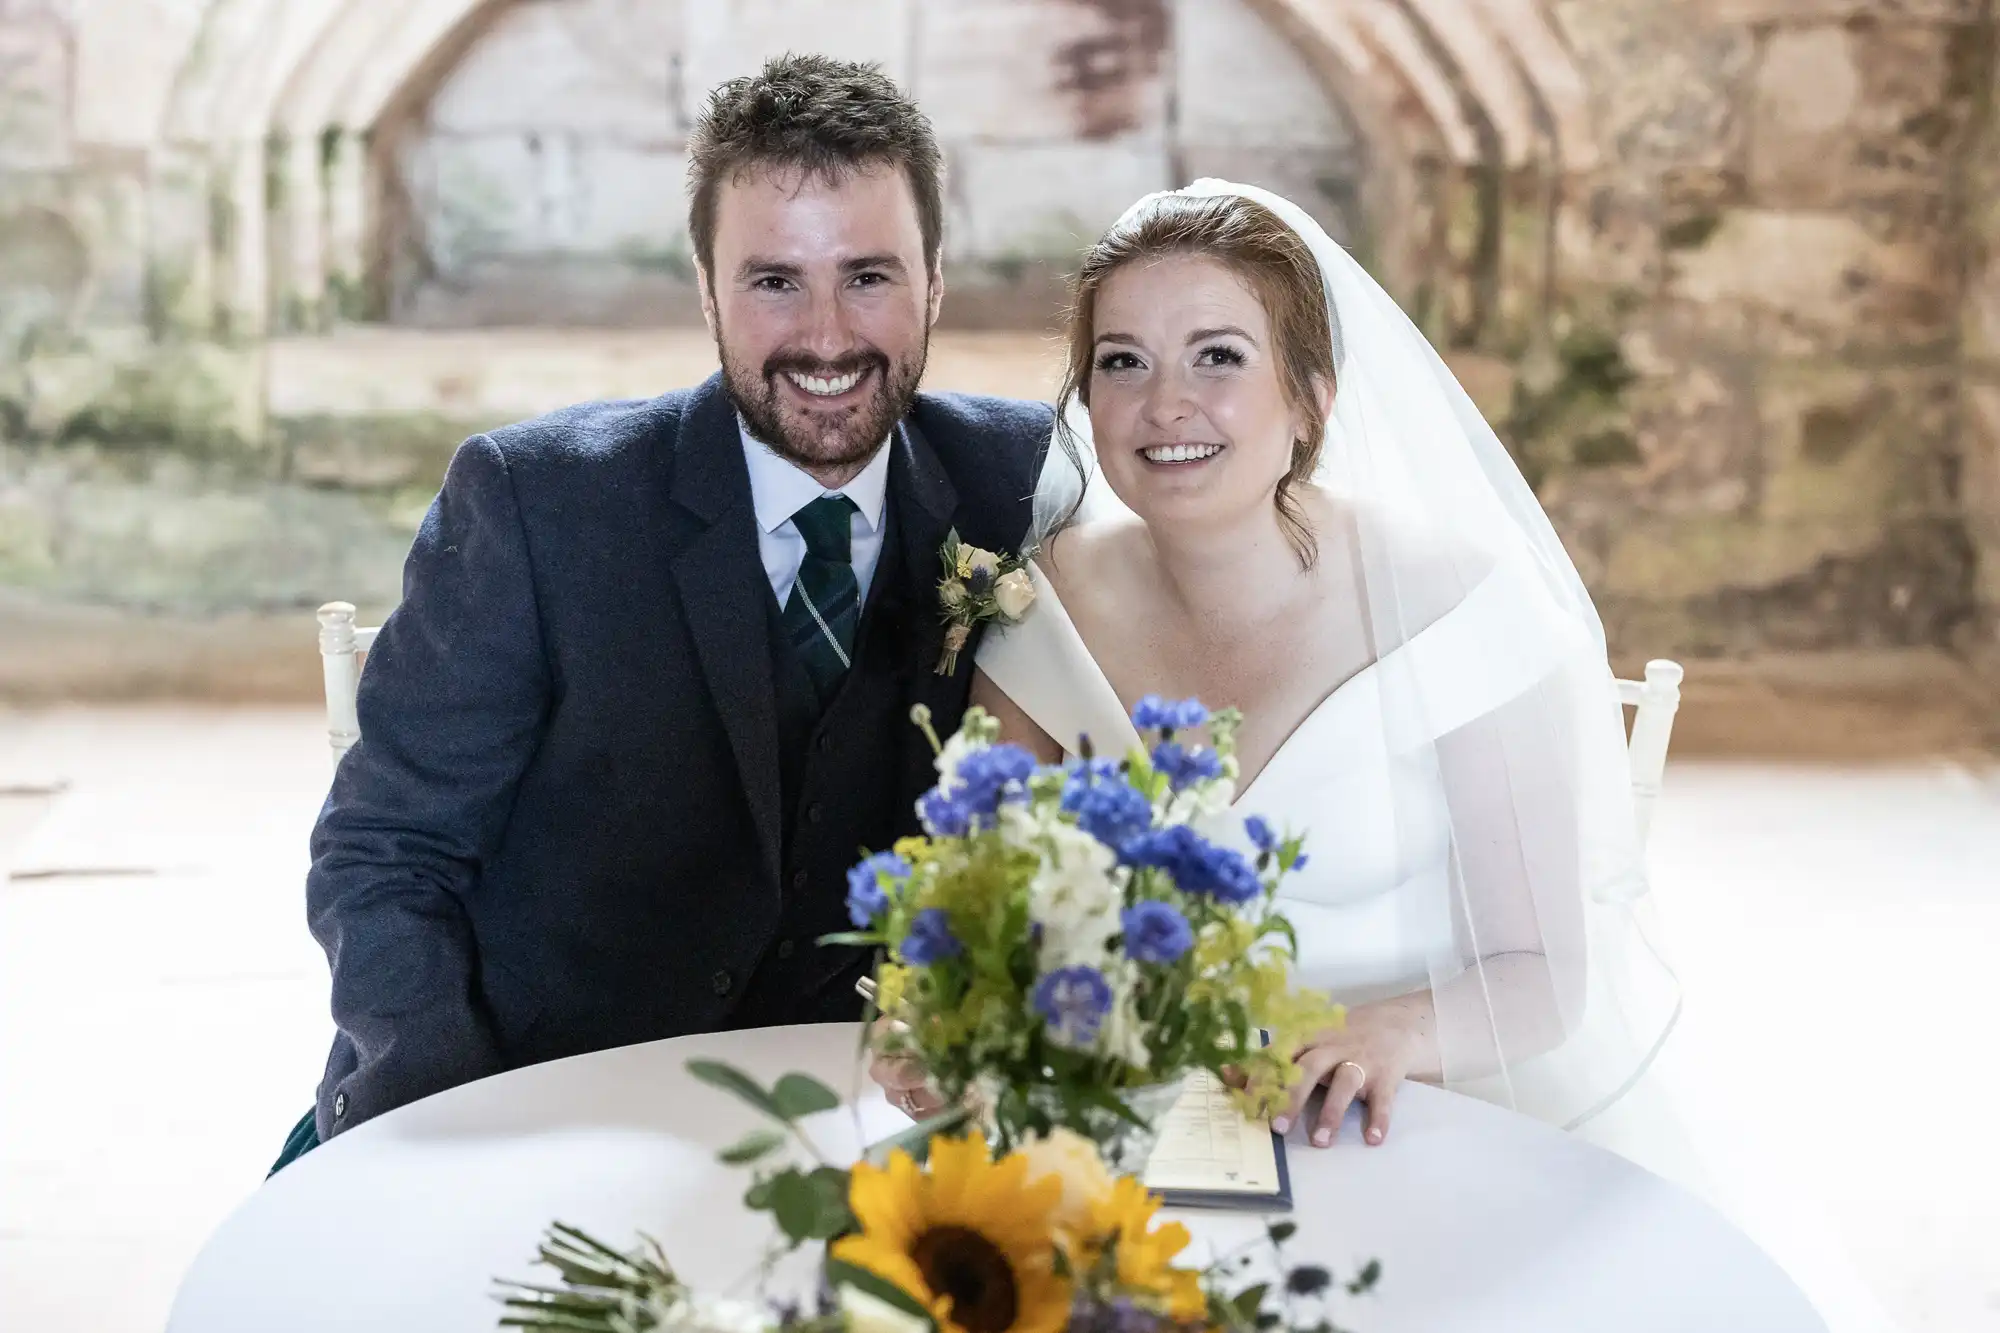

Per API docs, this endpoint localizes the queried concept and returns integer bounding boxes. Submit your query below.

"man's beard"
[719,331,928,475]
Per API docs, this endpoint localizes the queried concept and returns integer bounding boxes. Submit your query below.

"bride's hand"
[1275,1003,1429,1148]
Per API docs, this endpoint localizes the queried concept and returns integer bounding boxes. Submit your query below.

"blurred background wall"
[1,0,1996,747]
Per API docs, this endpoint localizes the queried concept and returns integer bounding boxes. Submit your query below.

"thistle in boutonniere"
[934,529,1036,675]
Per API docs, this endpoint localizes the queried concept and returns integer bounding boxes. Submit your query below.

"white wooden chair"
[1618,659,1684,850]
[317,602,378,763]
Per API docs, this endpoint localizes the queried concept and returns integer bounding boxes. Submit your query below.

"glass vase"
[972,1075,1187,1175]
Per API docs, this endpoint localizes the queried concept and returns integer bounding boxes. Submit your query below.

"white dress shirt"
[738,418,892,609]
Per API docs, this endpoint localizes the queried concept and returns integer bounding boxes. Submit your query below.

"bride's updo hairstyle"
[1054,192,1336,565]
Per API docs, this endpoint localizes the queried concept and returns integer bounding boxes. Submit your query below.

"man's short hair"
[686,53,944,278]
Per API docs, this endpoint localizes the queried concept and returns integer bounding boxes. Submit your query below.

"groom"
[273,54,1049,1169]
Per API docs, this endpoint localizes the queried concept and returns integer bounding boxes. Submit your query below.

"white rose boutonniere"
[933,529,1036,674]
[993,568,1036,619]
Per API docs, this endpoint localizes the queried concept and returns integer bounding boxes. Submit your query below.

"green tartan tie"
[783,495,860,705]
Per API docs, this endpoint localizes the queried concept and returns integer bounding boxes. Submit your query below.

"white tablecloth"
[168,1023,1823,1332]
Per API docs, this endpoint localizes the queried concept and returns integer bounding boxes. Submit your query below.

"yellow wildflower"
[1079,1177,1206,1321]
[875,963,911,1015]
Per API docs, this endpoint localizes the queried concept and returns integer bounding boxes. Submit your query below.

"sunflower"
[833,1133,1074,1333]
[1080,1176,1207,1322]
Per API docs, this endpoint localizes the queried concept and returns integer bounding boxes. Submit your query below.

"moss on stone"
[1662,212,1722,250]
[1502,325,1639,487]
[57,360,244,458]
[1573,428,1642,467]
[0,441,417,613]
[324,273,369,324]
[277,412,483,493]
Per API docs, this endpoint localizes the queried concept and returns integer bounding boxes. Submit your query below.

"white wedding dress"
[979,556,1893,1333]
[976,177,1891,1333]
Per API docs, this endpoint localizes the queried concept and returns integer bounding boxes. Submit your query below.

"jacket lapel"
[890,415,966,700]
[667,375,783,885]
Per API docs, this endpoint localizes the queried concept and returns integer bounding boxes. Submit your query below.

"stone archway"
[1243,0,1602,353]
[158,0,503,335]
[151,0,1601,349]
[358,0,1390,330]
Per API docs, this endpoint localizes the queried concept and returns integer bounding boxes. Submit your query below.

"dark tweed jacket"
[305,372,1049,1138]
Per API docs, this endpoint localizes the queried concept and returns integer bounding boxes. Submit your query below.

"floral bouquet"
[498,1061,1379,1333]
[828,697,1341,1168]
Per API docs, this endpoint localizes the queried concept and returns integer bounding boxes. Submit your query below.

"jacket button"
[712,969,733,996]
[791,868,808,890]
[776,939,796,960]
[815,734,831,753]
[807,802,825,824]
[333,1091,347,1119]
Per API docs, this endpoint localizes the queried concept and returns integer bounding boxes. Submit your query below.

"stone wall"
[1960,1,2000,657]
[1,0,1998,689]
[1523,0,1994,656]
[385,0,1359,328]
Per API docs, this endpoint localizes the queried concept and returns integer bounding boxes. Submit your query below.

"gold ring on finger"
[1333,1060,1367,1094]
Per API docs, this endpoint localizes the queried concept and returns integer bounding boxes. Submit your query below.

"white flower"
[932,727,984,793]
[997,800,1053,849]
[1028,822,1122,965]
[839,1285,932,1333]
[992,568,1037,620]
[1165,779,1238,828]
[963,546,1002,578]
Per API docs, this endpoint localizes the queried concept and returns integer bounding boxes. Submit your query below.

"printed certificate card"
[1140,1068,1292,1210]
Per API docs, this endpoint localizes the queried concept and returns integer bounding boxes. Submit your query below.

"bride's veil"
[1033,179,1690,1169]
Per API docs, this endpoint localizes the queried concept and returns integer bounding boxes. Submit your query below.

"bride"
[938,179,1686,1163]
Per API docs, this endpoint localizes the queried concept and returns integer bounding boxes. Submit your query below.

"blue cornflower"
[1032,965,1114,1049]
[1061,759,1153,850]
[1121,825,1262,904]
[1244,815,1278,855]
[900,908,962,965]
[1065,756,1121,785]
[917,787,974,836]
[952,743,1038,818]
[1151,740,1224,791]
[1131,695,1210,733]
[1121,901,1194,964]
[844,852,910,927]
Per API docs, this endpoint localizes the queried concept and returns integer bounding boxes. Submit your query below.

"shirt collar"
[738,416,892,537]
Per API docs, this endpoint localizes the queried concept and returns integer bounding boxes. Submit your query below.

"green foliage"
[718,1128,786,1165]
[684,1059,855,1249]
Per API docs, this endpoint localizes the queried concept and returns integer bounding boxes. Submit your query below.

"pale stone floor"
[0,707,1995,1331]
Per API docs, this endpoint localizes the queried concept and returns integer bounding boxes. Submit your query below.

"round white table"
[169,1024,1823,1332]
